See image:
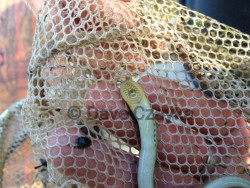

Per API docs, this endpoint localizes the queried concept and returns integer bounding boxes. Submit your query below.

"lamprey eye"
[75,136,92,149]
[128,88,137,97]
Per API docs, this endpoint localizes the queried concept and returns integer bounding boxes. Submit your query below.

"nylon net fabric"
[18,0,250,187]
[0,101,44,188]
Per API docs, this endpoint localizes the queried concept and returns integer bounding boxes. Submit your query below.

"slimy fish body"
[120,80,157,188]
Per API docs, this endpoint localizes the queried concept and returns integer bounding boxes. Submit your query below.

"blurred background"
[0,0,35,113]
[0,2,37,187]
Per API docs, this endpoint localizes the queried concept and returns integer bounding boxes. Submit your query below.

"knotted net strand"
[2,0,248,187]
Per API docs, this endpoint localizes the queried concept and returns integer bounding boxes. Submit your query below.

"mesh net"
[0,100,45,188]
[2,0,250,187]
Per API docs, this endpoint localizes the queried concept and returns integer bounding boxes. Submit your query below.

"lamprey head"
[120,80,145,109]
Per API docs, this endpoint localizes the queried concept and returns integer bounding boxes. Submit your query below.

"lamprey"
[120,80,157,188]
[204,176,250,188]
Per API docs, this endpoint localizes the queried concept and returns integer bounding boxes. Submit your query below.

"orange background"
[0,0,36,113]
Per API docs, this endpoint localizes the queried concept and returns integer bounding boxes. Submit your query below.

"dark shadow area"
[179,0,250,34]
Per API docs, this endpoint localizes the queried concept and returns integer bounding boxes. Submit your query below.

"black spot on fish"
[80,126,89,135]
[75,136,92,149]
[92,125,102,139]
[93,125,100,133]
[86,125,102,139]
